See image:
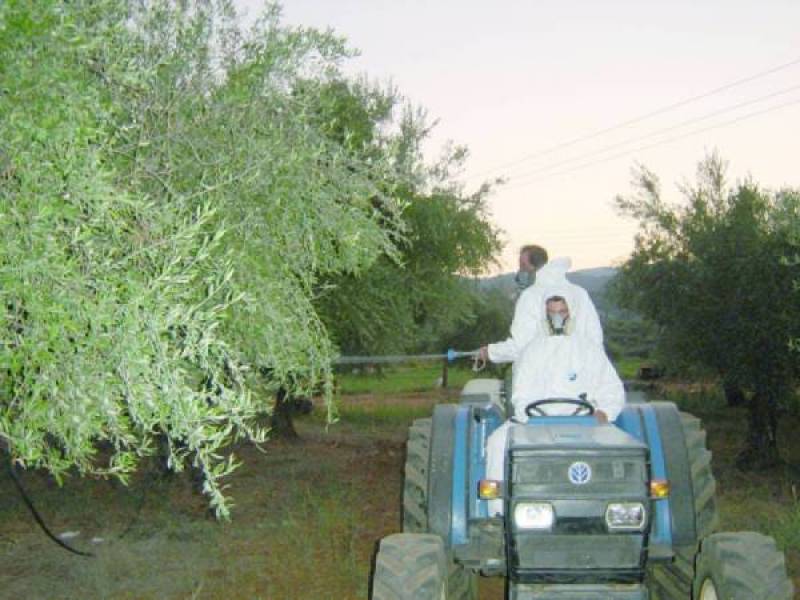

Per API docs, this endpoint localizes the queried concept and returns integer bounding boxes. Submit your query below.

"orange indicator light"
[478,479,502,499]
[650,479,670,498]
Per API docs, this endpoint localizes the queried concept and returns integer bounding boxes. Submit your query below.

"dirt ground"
[0,420,406,599]
[0,390,797,599]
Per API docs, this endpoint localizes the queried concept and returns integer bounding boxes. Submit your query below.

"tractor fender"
[459,378,504,413]
[648,401,698,546]
[428,404,457,546]
[617,401,698,547]
[429,402,489,549]
[428,403,475,549]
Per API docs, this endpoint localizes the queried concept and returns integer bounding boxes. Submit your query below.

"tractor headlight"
[513,502,554,530]
[605,502,646,531]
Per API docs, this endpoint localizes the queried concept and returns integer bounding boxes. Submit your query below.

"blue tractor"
[371,378,793,600]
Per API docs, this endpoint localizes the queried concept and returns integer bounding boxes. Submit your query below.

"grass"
[613,356,644,380]
[332,400,439,428]
[653,381,800,590]
[325,388,460,430]
[0,421,406,600]
[772,499,800,553]
[336,362,477,395]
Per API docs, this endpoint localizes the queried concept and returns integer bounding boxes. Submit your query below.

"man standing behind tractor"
[478,249,603,365]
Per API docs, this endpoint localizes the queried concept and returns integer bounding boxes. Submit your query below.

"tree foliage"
[614,154,800,464]
[319,187,502,355]
[442,287,514,353]
[311,81,503,355]
[0,0,425,516]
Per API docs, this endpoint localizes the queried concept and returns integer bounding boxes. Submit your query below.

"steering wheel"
[524,397,595,418]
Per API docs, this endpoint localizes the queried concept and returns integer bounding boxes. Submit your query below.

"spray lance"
[445,349,486,371]
[334,348,486,371]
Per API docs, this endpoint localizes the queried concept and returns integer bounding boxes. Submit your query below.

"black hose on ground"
[7,462,94,558]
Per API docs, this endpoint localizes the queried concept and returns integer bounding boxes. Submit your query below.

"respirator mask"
[548,313,568,335]
[514,270,535,291]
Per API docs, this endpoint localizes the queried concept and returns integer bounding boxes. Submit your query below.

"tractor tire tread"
[693,532,794,600]
[447,558,478,600]
[403,418,431,533]
[372,534,447,600]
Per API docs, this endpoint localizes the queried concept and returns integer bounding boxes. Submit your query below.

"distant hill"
[478,266,619,316]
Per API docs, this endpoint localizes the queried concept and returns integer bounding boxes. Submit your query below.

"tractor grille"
[511,453,646,497]
[511,583,648,600]
[514,534,643,571]
[508,449,648,581]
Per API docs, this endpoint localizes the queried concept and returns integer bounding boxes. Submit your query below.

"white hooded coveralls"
[487,257,603,363]
[509,333,624,422]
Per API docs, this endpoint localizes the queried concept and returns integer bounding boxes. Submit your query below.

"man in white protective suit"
[478,256,604,364]
[484,293,625,516]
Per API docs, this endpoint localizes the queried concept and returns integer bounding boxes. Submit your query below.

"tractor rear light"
[478,479,503,500]
[513,502,554,530]
[650,479,670,498]
[605,502,646,531]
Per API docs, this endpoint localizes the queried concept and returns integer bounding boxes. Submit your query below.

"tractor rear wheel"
[693,532,793,600]
[371,534,447,600]
[648,412,719,599]
[401,416,478,600]
[402,418,431,532]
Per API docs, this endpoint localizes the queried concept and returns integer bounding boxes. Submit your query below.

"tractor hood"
[509,423,647,453]
[507,423,648,499]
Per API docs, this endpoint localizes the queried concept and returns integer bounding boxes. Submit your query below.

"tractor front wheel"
[371,533,447,600]
[693,532,793,600]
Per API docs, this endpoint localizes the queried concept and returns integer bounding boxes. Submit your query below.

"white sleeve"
[488,289,542,363]
[575,287,604,348]
[588,350,625,421]
[487,337,517,363]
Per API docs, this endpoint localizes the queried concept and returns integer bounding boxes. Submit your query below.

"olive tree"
[0,0,403,516]
[614,154,800,467]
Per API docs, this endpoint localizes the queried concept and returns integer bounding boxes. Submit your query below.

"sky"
[237,0,800,271]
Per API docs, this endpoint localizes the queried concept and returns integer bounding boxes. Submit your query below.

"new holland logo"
[568,461,592,485]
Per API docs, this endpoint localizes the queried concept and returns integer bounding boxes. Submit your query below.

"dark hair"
[545,295,566,304]
[520,245,548,269]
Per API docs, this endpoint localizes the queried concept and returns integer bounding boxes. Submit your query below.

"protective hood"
[489,257,603,363]
[534,256,572,286]
[522,257,586,337]
[486,256,604,363]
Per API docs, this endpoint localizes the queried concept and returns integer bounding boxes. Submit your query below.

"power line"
[468,56,800,180]
[502,96,800,191]
[506,84,800,183]
[539,232,637,242]
[512,223,633,234]
[508,231,633,238]
[523,226,636,239]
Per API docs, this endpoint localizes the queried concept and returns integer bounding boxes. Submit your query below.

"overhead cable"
[506,84,800,183]
[503,97,800,190]
[468,56,800,180]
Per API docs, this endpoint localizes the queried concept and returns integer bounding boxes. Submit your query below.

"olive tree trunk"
[270,388,298,440]
[738,386,781,469]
